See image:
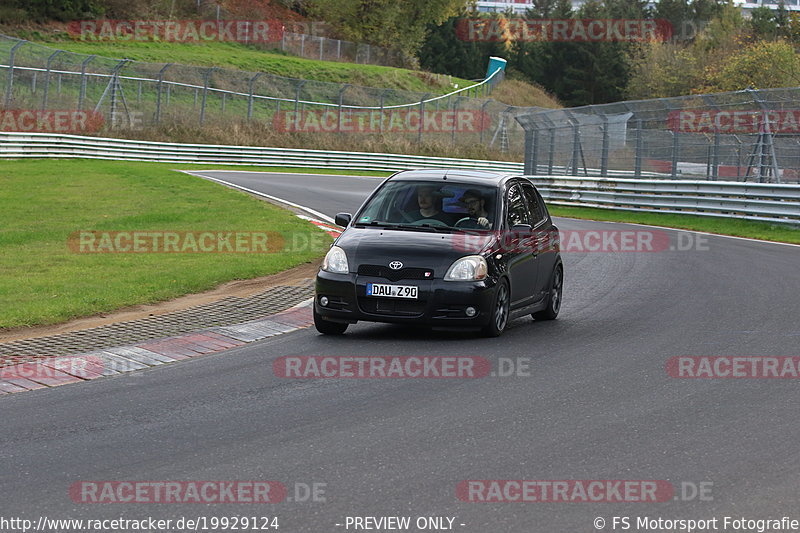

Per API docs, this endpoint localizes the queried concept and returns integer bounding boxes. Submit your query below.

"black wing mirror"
[334,213,352,227]
[511,223,532,234]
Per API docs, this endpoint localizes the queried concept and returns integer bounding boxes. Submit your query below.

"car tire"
[533,265,562,321]
[314,305,348,335]
[481,279,510,337]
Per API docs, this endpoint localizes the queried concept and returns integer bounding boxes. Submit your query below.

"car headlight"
[321,245,349,274]
[444,255,488,281]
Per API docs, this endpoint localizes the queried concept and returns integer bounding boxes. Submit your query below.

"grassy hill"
[3,25,561,107]
[4,26,465,94]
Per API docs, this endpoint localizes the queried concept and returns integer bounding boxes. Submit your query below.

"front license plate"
[366,283,418,299]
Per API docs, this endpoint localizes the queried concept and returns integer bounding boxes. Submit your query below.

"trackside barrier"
[0,132,524,173]
[527,175,800,224]
[2,132,798,224]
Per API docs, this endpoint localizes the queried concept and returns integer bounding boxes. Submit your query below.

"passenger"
[408,185,454,225]
[457,189,492,229]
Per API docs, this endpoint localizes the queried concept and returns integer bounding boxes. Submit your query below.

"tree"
[419,16,505,80]
[307,0,472,56]
[705,39,800,91]
[750,6,777,39]
[626,40,700,98]
[14,0,104,21]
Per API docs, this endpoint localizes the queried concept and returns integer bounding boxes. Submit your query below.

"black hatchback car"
[314,170,563,337]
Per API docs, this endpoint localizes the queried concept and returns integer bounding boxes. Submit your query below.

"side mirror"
[334,213,352,227]
[511,223,532,234]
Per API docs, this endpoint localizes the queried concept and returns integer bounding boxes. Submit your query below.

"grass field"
[0,159,332,329]
[8,31,468,95]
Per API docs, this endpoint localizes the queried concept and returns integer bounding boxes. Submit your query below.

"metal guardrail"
[528,176,800,224]
[2,132,798,224]
[0,132,524,173]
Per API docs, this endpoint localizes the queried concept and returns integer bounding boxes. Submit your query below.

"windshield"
[354,180,498,231]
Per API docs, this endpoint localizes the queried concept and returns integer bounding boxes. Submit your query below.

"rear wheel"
[533,265,562,321]
[314,305,348,335]
[481,279,510,337]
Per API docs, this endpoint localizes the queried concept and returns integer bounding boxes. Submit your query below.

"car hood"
[337,227,493,277]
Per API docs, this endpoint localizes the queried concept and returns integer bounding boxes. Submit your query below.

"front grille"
[358,297,426,316]
[357,264,433,282]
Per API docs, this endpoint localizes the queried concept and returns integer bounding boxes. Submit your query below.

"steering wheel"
[454,217,484,229]
[409,218,448,227]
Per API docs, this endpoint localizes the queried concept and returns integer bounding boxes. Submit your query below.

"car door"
[503,182,539,307]
[522,182,555,303]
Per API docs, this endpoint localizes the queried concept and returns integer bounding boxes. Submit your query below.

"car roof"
[388,169,517,186]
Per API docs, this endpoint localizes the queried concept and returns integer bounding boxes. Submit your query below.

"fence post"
[531,127,540,174]
[452,96,461,144]
[479,99,491,145]
[247,72,263,121]
[300,34,305,57]
[337,84,350,132]
[418,93,430,144]
[337,40,341,60]
[379,88,390,134]
[600,114,610,177]
[78,55,95,110]
[199,66,217,125]
[41,50,63,111]
[671,131,679,179]
[711,130,720,180]
[4,40,27,108]
[569,119,580,176]
[548,127,555,174]
[634,119,643,178]
[319,37,325,61]
[294,80,306,130]
[155,63,171,124]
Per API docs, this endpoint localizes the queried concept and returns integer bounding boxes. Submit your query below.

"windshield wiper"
[355,221,449,233]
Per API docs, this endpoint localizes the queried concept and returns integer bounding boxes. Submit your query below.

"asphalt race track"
[2,171,800,532]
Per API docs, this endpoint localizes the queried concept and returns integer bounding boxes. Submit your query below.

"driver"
[457,189,492,229]
[408,185,454,225]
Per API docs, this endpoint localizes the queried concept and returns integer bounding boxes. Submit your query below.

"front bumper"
[315,270,498,327]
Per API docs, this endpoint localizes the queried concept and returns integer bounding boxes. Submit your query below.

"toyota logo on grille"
[388,261,403,270]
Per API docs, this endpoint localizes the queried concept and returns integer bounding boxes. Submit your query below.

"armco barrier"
[0,132,523,173]
[528,176,800,224]
[2,132,798,224]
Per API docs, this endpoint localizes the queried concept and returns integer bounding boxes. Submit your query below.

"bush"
[706,39,800,91]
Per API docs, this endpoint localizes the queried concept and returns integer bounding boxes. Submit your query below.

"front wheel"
[533,265,562,321]
[314,305,348,335]
[481,279,510,337]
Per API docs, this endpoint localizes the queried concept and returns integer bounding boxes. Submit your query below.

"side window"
[505,184,530,228]
[522,183,546,226]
